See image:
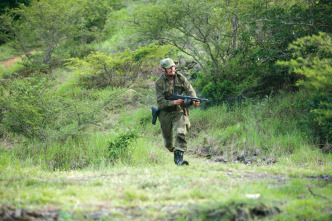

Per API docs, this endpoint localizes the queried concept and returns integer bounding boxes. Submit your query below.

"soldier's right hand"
[173,99,184,105]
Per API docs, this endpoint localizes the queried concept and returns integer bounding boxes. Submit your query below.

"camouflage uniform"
[155,72,197,152]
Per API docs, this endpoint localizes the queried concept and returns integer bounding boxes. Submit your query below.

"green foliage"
[0,0,31,15]
[0,61,25,79]
[132,0,331,100]
[278,32,332,95]
[0,76,57,139]
[0,75,107,141]
[0,0,122,70]
[0,0,331,171]
[277,32,332,143]
[101,7,138,52]
[1,0,80,66]
[73,0,123,44]
[66,45,174,88]
[107,130,139,162]
[282,95,332,143]
[195,73,236,103]
[189,91,315,158]
[133,0,235,74]
[0,42,22,61]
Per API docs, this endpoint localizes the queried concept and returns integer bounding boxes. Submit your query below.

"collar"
[162,72,177,81]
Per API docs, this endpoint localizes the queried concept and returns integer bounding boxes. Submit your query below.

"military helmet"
[160,58,175,69]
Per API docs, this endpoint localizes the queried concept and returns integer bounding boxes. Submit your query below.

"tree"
[0,0,31,44]
[277,32,332,96]
[132,0,241,75]
[0,0,121,67]
[0,0,31,15]
[277,32,332,142]
[66,45,174,88]
[0,0,83,65]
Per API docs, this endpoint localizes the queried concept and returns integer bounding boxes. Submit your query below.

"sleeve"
[155,82,174,109]
[183,76,197,98]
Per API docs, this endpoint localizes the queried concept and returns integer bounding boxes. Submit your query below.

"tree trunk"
[231,15,238,50]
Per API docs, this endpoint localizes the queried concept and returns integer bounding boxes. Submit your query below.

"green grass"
[188,92,317,160]
[0,43,21,62]
[0,157,331,220]
[0,61,25,78]
[1,68,332,220]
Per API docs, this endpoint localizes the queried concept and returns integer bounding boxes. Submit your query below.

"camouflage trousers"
[159,110,191,152]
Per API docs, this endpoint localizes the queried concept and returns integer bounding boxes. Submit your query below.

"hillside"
[1,66,331,220]
[0,0,331,220]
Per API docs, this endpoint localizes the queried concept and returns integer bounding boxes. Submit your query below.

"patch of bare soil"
[183,203,281,221]
[1,56,24,68]
[0,203,281,221]
[307,175,332,182]
[0,49,39,68]
[0,206,59,221]
[193,147,278,166]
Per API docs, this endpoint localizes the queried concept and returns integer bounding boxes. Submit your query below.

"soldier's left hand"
[193,100,200,107]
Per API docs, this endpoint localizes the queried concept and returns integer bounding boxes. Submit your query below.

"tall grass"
[189,91,316,158]
[0,129,167,172]
[1,76,329,172]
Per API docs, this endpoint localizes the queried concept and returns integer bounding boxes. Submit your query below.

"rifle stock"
[151,106,159,125]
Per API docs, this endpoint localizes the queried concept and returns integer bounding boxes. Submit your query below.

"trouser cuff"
[165,143,174,152]
[174,147,187,152]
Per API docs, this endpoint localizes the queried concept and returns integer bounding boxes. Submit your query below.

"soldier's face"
[163,66,175,76]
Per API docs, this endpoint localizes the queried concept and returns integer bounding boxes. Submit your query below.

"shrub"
[195,72,236,103]
[0,75,103,141]
[277,32,332,143]
[66,45,175,88]
[0,76,57,139]
[285,95,332,144]
[107,130,139,162]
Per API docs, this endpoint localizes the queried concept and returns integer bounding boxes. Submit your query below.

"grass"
[0,156,331,220]
[0,43,21,62]
[0,68,332,220]
[188,93,317,160]
[0,61,25,78]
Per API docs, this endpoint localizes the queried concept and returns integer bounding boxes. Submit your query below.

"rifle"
[166,94,208,108]
[151,94,208,125]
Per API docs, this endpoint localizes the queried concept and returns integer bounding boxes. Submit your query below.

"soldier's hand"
[173,99,184,105]
[193,100,200,107]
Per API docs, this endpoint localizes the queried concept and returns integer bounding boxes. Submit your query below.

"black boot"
[174,150,189,166]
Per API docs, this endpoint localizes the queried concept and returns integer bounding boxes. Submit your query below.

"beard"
[167,70,175,76]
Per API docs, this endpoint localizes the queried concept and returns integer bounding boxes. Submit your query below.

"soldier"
[155,58,200,166]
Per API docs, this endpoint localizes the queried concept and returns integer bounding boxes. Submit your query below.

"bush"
[195,72,236,104]
[107,130,139,162]
[0,76,57,139]
[277,32,332,144]
[284,95,332,144]
[0,75,103,141]
[66,45,175,88]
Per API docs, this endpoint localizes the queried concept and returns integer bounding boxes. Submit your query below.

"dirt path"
[0,49,39,68]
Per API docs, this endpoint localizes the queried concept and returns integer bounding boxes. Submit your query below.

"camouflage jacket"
[155,72,197,111]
